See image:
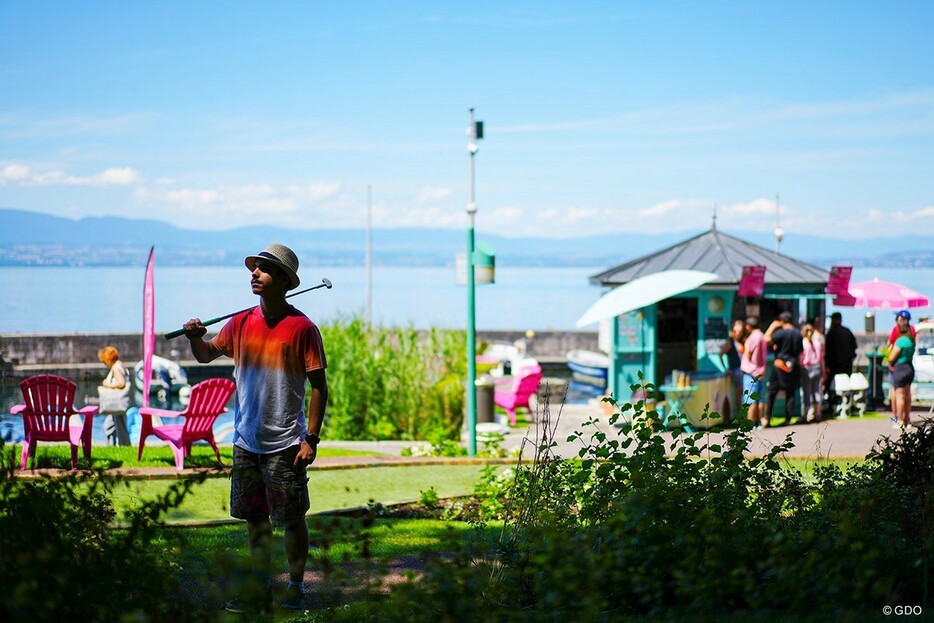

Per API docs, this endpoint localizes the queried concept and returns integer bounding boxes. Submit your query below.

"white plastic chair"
[832,374,852,419]
[848,373,869,417]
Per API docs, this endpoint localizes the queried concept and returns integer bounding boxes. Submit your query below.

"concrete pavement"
[483,400,932,461]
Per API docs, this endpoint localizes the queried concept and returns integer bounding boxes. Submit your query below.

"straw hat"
[244,243,300,290]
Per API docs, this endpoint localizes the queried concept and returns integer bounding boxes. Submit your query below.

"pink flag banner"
[824,266,853,295]
[738,265,766,297]
[142,247,156,407]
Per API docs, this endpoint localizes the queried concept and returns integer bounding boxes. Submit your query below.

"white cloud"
[881,206,934,223]
[93,167,140,186]
[638,200,681,217]
[417,186,451,204]
[0,164,30,184]
[132,180,358,228]
[165,188,223,208]
[227,184,277,199]
[724,198,777,216]
[289,182,342,201]
[0,163,141,187]
[565,207,601,222]
[490,206,522,220]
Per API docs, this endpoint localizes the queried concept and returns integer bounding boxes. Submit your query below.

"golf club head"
[322,278,332,289]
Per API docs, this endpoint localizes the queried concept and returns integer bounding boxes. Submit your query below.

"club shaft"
[164,280,331,340]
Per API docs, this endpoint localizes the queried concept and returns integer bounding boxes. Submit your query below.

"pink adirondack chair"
[11,374,98,470]
[494,368,543,425]
[137,377,235,470]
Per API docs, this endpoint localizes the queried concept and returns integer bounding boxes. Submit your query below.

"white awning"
[576,270,719,328]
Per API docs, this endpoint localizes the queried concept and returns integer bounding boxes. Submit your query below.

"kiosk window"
[704,316,728,355]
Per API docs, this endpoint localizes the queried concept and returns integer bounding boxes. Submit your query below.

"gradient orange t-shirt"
[213,305,327,453]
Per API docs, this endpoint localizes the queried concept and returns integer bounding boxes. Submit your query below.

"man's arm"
[183,318,224,363]
[764,320,782,348]
[295,368,328,467]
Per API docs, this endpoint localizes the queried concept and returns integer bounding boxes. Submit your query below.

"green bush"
[309,376,934,622]
[0,440,219,623]
[320,317,466,442]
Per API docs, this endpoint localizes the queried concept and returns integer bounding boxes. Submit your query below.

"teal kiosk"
[590,227,830,427]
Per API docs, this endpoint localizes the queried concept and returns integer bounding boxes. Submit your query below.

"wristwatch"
[304,433,320,449]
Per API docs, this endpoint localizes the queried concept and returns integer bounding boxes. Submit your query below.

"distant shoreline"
[3,254,934,269]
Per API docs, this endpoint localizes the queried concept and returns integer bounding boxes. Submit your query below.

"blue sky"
[1,1,932,239]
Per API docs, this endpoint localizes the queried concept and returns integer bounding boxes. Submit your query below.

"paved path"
[489,400,932,461]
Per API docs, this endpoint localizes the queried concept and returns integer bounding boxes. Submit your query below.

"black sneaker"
[278,584,305,611]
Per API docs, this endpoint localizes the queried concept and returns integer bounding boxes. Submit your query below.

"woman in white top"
[98,345,131,445]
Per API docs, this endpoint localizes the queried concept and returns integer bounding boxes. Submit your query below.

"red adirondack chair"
[11,374,98,470]
[494,367,543,425]
[137,377,235,469]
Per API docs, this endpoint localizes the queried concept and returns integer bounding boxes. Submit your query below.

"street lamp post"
[466,108,482,456]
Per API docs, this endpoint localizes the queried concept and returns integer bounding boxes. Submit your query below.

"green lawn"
[5,443,380,470]
[172,515,500,566]
[106,457,853,524]
[112,464,496,523]
[160,515,503,622]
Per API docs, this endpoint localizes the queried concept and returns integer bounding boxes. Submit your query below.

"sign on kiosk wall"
[738,265,766,297]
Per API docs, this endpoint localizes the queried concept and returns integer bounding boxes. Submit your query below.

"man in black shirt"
[824,312,857,378]
[764,311,804,427]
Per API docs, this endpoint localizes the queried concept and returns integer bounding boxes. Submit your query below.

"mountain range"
[1,208,932,269]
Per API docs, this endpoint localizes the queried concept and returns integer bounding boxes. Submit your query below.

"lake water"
[1,265,607,334]
[2,265,932,335]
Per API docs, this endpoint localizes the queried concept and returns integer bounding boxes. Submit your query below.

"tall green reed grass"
[320,316,466,441]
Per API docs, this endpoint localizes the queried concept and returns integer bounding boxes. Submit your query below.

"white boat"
[134,355,190,395]
[566,349,610,388]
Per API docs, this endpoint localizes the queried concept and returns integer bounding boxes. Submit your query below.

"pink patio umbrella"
[834,277,930,310]
[833,277,930,408]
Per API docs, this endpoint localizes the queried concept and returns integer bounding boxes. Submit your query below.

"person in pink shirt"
[799,323,823,422]
[740,316,767,428]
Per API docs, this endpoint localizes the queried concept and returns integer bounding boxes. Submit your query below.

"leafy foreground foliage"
[307,380,934,622]
[0,439,219,622]
[4,375,934,622]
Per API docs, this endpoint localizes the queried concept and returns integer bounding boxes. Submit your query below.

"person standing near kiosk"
[825,312,857,379]
[764,312,804,427]
[740,317,767,428]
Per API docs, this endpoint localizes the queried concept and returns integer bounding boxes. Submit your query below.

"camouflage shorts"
[230,444,310,526]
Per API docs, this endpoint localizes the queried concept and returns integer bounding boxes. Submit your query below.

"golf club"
[164,277,333,340]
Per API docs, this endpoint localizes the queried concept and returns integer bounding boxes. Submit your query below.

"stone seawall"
[0,330,601,382]
[0,329,889,383]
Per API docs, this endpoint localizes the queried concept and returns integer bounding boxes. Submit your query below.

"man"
[183,243,328,613]
[740,316,767,428]
[824,312,857,379]
[764,311,804,427]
